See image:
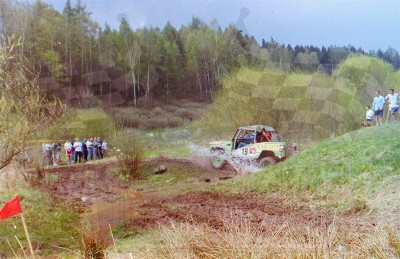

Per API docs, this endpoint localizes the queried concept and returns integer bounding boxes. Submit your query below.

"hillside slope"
[192,68,373,142]
[220,123,400,214]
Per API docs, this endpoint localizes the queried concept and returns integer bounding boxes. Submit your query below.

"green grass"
[213,123,400,211]
[141,128,192,157]
[0,187,80,256]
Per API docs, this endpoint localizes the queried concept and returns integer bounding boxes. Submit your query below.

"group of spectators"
[42,137,108,166]
[365,89,400,126]
[42,141,62,167]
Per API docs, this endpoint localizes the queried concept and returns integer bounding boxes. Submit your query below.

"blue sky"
[42,0,400,52]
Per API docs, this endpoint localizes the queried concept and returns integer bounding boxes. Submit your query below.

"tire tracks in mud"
[40,157,338,233]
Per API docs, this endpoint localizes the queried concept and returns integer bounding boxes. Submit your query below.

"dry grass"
[109,100,207,130]
[79,221,112,259]
[107,217,400,259]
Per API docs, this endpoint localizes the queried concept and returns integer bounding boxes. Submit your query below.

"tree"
[159,22,184,97]
[118,18,142,106]
[383,47,400,69]
[0,36,64,170]
[138,27,162,101]
[333,54,393,87]
[294,50,319,72]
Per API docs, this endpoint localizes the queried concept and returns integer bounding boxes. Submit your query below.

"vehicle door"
[232,130,257,158]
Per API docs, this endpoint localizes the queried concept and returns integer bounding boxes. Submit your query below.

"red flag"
[0,196,22,220]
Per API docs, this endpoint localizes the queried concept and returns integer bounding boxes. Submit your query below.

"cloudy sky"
[42,0,400,52]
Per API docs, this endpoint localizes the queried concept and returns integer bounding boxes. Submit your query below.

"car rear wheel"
[258,157,276,168]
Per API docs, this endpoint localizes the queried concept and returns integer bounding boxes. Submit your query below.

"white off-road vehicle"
[209,125,290,169]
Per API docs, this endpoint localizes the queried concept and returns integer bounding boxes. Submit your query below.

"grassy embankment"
[217,122,400,212]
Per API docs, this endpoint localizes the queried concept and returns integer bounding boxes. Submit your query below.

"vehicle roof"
[238,125,275,132]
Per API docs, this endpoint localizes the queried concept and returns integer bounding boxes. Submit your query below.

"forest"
[1,0,399,109]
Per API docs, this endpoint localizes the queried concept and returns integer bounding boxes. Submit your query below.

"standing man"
[64,139,73,164]
[73,138,83,163]
[96,137,103,159]
[92,137,98,160]
[372,91,385,125]
[81,138,88,161]
[44,143,52,167]
[385,89,400,122]
[101,140,108,157]
[87,138,93,160]
[51,140,61,166]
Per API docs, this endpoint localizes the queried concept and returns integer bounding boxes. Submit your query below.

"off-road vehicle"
[209,125,291,169]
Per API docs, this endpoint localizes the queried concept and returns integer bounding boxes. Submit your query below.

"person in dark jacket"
[81,138,88,161]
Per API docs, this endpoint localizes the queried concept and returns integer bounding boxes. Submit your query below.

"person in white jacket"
[73,138,83,163]
[365,106,374,126]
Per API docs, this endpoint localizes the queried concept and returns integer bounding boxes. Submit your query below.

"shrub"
[152,106,164,116]
[111,133,144,179]
[175,108,198,119]
[79,221,111,259]
[168,116,183,127]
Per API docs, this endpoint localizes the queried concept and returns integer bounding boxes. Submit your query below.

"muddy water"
[83,190,174,229]
[84,191,144,228]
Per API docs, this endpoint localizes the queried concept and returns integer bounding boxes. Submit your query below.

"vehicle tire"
[209,150,226,169]
[258,156,276,168]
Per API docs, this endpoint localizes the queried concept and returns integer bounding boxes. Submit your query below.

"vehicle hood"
[209,140,231,147]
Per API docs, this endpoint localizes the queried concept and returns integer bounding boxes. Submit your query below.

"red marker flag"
[0,196,22,220]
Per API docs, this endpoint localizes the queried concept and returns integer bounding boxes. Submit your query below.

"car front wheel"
[210,150,226,169]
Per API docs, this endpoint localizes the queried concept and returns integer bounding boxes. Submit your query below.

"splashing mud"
[188,143,263,173]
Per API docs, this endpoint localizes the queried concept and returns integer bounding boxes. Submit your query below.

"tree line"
[1,0,399,106]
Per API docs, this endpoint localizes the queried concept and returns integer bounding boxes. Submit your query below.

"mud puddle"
[83,190,176,229]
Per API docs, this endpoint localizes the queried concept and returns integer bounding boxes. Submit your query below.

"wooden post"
[20,213,34,257]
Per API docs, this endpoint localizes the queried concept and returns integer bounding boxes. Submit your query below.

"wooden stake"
[14,236,28,259]
[109,223,116,249]
[6,237,18,258]
[386,107,390,123]
[20,213,34,257]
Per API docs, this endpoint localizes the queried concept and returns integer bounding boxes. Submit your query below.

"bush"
[109,101,208,130]
[175,108,198,119]
[111,133,144,179]
[79,221,111,259]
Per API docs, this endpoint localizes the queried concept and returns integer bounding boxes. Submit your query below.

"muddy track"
[43,156,236,203]
[128,191,333,231]
[40,157,336,233]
